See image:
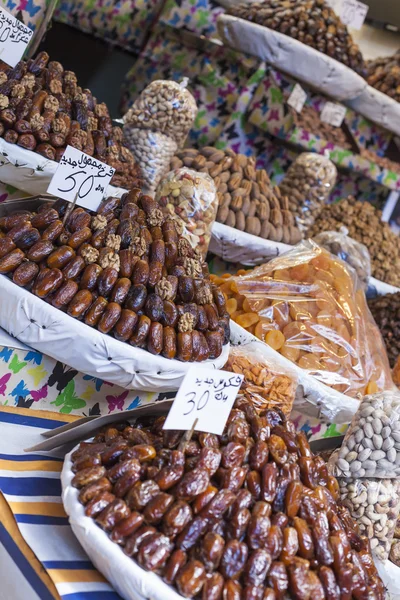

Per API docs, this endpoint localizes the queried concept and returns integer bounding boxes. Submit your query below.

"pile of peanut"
[170,148,303,245]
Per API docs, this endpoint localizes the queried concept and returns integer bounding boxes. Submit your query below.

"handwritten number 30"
[183,390,210,416]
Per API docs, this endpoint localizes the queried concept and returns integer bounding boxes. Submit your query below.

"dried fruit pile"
[367,50,400,103]
[170,148,303,245]
[0,191,229,361]
[227,0,365,75]
[307,196,400,287]
[0,51,142,189]
[70,403,384,599]
[368,292,400,368]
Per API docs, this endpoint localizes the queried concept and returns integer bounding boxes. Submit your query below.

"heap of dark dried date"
[227,0,365,76]
[70,402,384,599]
[0,189,229,361]
[0,51,142,189]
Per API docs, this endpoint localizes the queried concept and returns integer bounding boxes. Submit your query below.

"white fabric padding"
[347,86,400,138]
[0,275,229,391]
[217,15,367,102]
[0,137,127,199]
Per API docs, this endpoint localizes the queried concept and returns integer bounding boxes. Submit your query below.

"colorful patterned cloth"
[159,0,224,40]
[3,0,50,32]
[54,0,166,53]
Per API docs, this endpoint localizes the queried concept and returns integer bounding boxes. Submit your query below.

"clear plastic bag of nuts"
[313,228,371,290]
[156,167,218,261]
[330,390,400,479]
[338,478,400,562]
[123,79,197,193]
[279,152,337,232]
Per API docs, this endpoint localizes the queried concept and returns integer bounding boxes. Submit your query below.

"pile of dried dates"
[0,190,229,361]
[0,51,142,189]
[70,401,385,599]
[367,50,400,103]
[227,0,365,75]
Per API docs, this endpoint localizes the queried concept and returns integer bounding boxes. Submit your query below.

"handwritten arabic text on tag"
[0,8,33,68]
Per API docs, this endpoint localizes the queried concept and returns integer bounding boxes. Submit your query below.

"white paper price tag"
[163,367,244,435]
[47,146,115,210]
[287,83,307,114]
[0,8,33,68]
[320,102,347,127]
[340,0,368,30]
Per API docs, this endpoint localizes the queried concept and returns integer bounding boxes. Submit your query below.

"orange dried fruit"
[265,330,285,350]
[236,312,260,328]
[226,298,237,315]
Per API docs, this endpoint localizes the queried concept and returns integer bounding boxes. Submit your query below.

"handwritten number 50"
[58,171,95,199]
[183,390,210,416]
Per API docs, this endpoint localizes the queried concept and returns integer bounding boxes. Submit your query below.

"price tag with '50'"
[0,7,33,68]
[163,367,244,435]
[47,146,115,210]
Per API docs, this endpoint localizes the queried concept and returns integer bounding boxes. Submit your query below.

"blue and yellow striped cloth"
[0,406,122,600]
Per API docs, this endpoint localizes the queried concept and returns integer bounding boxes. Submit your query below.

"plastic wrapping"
[123,79,197,193]
[339,478,400,562]
[279,153,337,232]
[216,240,393,397]
[225,345,297,415]
[331,390,400,479]
[156,167,218,260]
[313,228,371,290]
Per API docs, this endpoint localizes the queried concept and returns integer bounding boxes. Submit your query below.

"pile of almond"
[170,147,303,245]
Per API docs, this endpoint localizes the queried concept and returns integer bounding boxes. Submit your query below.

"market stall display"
[278,153,337,232]
[291,105,352,150]
[211,241,392,397]
[0,52,142,190]
[368,292,400,368]
[63,405,385,600]
[170,147,303,244]
[367,51,400,104]
[156,168,218,260]
[307,196,400,287]
[225,0,365,75]
[0,191,229,363]
[123,80,197,193]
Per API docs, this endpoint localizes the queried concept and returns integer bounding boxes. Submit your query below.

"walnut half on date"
[0,191,229,362]
[70,402,385,599]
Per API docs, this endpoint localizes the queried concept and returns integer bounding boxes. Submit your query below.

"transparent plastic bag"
[313,228,371,291]
[330,390,400,478]
[279,152,337,232]
[225,345,297,415]
[123,79,197,146]
[156,167,218,260]
[218,240,392,397]
[339,477,400,561]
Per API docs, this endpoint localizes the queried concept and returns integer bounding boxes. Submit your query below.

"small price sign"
[163,367,244,435]
[320,101,347,127]
[47,146,115,211]
[0,8,33,68]
[340,0,368,30]
[287,83,307,114]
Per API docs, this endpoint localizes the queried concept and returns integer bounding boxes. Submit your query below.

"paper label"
[163,367,244,435]
[320,102,347,127]
[340,0,368,30]
[47,146,115,210]
[0,8,33,68]
[287,84,307,113]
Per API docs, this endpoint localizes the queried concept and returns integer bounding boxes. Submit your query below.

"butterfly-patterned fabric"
[3,0,50,32]
[0,345,174,416]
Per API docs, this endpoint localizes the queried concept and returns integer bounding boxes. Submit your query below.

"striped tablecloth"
[0,406,122,600]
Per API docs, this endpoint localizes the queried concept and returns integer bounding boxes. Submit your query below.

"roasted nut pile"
[331,391,400,479]
[307,196,400,287]
[225,348,296,415]
[339,478,400,562]
[156,168,218,260]
[123,80,197,193]
[171,148,303,245]
[70,403,385,599]
[367,50,400,103]
[361,148,400,175]
[0,52,142,189]
[0,191,229,362]
[278,153,337,231]
[368,292,400,368]
[211,243,392,397]
[227,0,365,75]
[291,105,351,150]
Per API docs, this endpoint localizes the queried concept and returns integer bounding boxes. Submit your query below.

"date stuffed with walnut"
[0,190,229,362]
[69,401,385,599]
